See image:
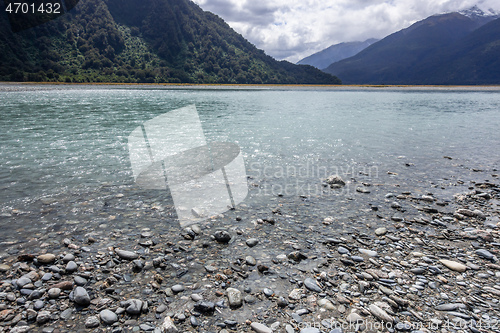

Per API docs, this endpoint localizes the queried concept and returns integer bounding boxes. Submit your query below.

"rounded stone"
[37,254,56,264]
[85,316,100,328]
[48,288,61,299]
[73,287,90,306]
[246,238,259,247]
[226,287,242,308]
[99,309,118,325]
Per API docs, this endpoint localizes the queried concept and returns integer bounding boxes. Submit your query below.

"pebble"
[289,289,302,300]
[359,248,378,257]
[48,288,61,299]
[171,284,184,293]
[73,287,90,306]
[190,315,200,327]
[369,304,394,322]
[99,309,118,325]
[300,329,320,333]
[435,303,466,311]
[74,276,87,286]
[338,246,349,254]
[115,249,139,260]
[476,249,495,261]
[246,238,259,247]
[250,322,273,333]
[193,300,215,314]
[65,261,78,273]
[226,287,243,308]
[346,312,363,323]
[304,278,322,292]
[214,230,231,243]
[36,310,52,324]
[317,298,335,310]
[161,316,178,332]
[84,315,100,328]
[125,299,143,315]
[37,254,56,264]
[245,255,257,266]
[0,264,10,273]
[375,227,387,236]
[0,161,498,333]
[439,259,467,272]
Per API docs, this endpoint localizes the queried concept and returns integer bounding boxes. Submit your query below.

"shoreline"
[1,81,500,91]
[0,162,499,333]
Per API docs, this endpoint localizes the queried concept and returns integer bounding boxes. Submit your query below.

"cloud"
[192,0,500,63]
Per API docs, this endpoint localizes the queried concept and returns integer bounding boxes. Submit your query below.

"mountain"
[0,0,340,84]
[410,17,500,84]
[297,38,378,70]
[324,9,499,85]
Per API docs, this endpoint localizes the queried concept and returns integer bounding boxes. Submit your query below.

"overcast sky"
[192,0,500,63]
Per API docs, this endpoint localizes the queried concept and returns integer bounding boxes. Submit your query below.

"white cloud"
[192,0,500,63]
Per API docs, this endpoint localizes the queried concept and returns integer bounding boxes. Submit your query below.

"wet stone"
[62,253,75,263]
[125,299,143,315]
[351,255,364,262]
[304,278,322,292]
[263,288,274,297]
[359,249,378,257]
[16,277,32,288]
[171,284,185,293]
[214,230,231,243]
[246,238,259,247]
[435,303,466,311]
[250,322,272,333]
[226,288,242,308]
[34,300,45,310]
[245,255,257,266]
[476,249,495,261]
[277,296,288,307]
[60,308,73,320]
[73,286,91,306]
[300,328,321,333]
[369,304,394,323]
[36,310,52,324]
[115,249,139,260]
[37,254,56,264]
[41,273,53,281]
[48,288,61,299]
[74,276,87,286]
[189,315,200,327]
[439,259,467,272]
[375,227,387,236]
[100,309,118,325]
[338,246,349,254]
[65,261,78,273]
[194,300,215,314]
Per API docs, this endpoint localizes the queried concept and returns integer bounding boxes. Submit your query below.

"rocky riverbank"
[1,168,499,333]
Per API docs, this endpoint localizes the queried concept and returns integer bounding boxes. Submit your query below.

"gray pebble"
[304,278,322,292]
[99,309,118,325]
[246,238,259,247]
[73,287,90,306]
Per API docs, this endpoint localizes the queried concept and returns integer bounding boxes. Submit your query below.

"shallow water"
[0,84,499,246]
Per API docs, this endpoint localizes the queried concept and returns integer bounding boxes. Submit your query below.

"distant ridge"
[324,9,499,85]
[297,39,378,70]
